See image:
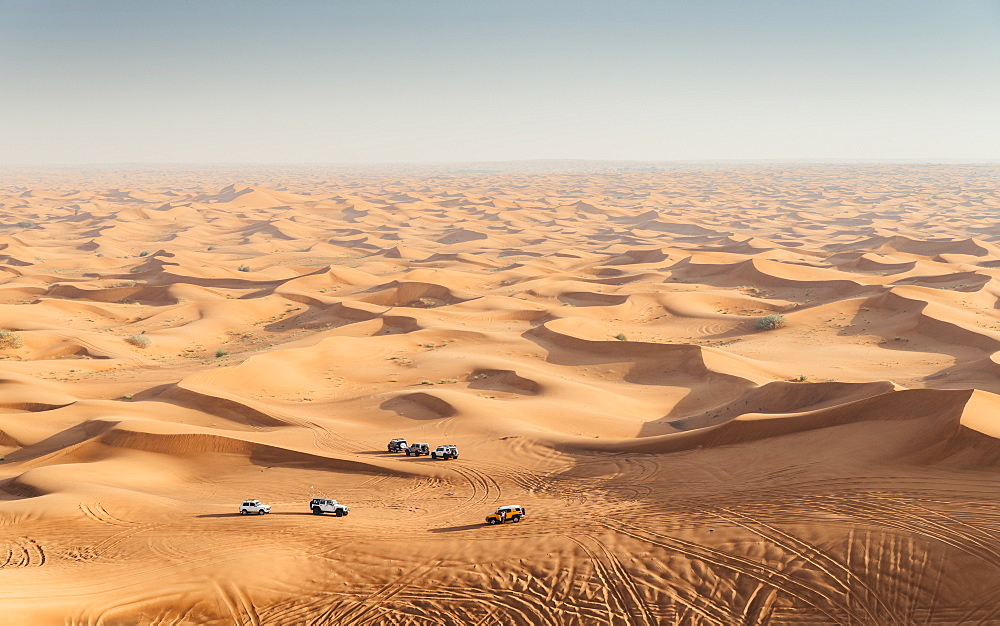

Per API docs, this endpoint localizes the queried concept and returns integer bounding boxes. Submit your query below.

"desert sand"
[2,163,1000,624]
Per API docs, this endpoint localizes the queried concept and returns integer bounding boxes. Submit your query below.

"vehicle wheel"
[431,453,437,459]
[312,507,322,515]
[511,515,521,523]
[258,509,266,515]
[405,450,410,456]
[240,510,247,515]
[487,518,498,525]
[335,510,344,517]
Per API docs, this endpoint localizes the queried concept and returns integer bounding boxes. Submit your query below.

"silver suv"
[404,442,430,456]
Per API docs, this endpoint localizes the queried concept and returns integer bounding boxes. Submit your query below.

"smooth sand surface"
[2,164,1000,623]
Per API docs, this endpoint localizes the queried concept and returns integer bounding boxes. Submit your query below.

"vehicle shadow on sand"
[270,512,326,516]
[429,523,483,533]
[196,512,317,518]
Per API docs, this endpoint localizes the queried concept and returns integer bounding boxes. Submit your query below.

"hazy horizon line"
[2,157,999,169]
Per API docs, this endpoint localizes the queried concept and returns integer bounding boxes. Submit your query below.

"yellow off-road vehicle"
[485,505,526,525]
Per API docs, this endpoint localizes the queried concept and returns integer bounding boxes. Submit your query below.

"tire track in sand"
[306,559,442,625]
[0,537,45,568]
[686,503,897,626]
[784,493,1000,571]
[213,580,261,626]
[79,500,134,527]
[565,534,657,626]
[442,464,503,511]
[601,519,867,625]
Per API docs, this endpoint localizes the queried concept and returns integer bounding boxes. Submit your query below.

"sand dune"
[3,164,1000,623]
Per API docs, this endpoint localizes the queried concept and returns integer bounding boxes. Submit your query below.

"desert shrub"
[125,334,151,348]
[237,265,251,272]
[207,246,216,250]
[138,250,150,257]
[215,348,229,358]
[0,330,24,349]
[15,221,35,228]
[614,333,628,341]
[756,314,785,330]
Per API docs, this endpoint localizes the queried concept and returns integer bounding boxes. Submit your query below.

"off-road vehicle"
[387,438,408,453]
[485,505,526,525]
[239,499,271,515]
[404,442,430,456]
[310,498,350,516]
[431,444,459,460]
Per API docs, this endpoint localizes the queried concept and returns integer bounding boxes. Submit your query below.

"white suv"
[239,499,271,515]
[310,498,350,516]
[431,445,459,460]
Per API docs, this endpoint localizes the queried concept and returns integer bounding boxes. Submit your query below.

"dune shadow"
[380,392,457,419]
[3,419,115,465]
[429,523,483,533]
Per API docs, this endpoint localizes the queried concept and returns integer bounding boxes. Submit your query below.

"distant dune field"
[2,164,1000,624]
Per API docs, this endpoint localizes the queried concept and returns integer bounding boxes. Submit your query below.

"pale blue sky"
[1,0,998,164]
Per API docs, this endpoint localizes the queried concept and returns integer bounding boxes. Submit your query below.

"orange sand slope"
[2,164,1000,624]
